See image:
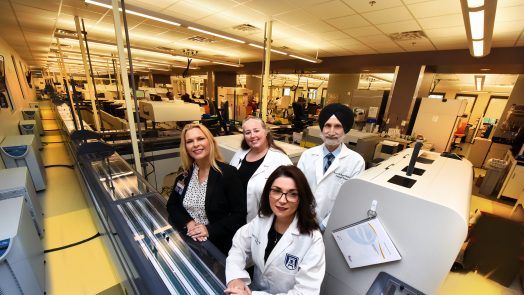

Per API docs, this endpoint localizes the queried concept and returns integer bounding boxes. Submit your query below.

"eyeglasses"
[269,188,299,203]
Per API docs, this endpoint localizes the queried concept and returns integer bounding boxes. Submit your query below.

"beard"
[321,133,344,147]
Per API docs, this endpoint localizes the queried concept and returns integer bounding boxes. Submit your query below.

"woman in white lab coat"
[230,117,292,222]
[225,165,325,295]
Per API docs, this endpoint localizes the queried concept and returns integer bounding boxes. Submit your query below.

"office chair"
[451,120,468,150]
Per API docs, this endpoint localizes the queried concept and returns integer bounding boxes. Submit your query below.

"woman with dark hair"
[230,117,292,222]
[224,165,325,295]
[167,123,246,255]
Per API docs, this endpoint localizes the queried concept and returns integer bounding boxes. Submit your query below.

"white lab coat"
[230,148,293,222]
[226,215,325,295]
[297,144,364,224]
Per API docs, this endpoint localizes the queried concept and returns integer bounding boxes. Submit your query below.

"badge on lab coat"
[285,253,299,270]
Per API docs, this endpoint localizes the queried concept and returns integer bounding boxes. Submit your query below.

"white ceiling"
[0,0,523,72]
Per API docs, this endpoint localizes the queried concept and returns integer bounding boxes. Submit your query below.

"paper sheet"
[332,218,401,268]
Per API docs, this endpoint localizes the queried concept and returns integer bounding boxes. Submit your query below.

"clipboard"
[332,216,401,269]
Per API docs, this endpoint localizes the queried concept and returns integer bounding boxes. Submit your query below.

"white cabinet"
[498,150,524,200]
[501,164,524,200]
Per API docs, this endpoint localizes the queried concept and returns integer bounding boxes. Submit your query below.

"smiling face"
[243,118,268,151]
[184,128,210,163]
[321,115,345,149]
[269,176,299,223]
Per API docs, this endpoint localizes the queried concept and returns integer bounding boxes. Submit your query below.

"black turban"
[318,103,354,133]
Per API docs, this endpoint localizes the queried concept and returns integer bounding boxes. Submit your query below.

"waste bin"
[479,159,508,197]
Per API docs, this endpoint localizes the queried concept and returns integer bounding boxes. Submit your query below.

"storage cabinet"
[498,150,524,200]
[501,164,524,200]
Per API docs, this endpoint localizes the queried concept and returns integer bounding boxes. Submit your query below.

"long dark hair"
[259,165,319,234]
[240,117,285,153]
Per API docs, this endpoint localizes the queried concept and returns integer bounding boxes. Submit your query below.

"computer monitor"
[135,90,145,98]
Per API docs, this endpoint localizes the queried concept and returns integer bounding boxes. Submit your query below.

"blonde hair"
[180,123,224,173]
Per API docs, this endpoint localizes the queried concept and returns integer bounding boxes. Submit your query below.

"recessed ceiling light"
[480,68,491,71]
[362,69,370,72]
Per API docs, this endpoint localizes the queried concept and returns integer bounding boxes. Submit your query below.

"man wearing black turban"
[297,103,365,230]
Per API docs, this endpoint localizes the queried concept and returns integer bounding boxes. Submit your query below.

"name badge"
[285,253,299,270]
[174,180,185,194]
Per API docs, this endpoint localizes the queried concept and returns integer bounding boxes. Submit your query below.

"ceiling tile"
[342,0,403,13]
[195,12,244,31]
[244,0,297,17]
[286,0,332,7]
[127,0,180,11]
[396,39,435,51]
[343,26,382,37]
[494,20,524,34]
[492,40,518,47]
[325,14,369,30]
[320,30,350,41]
[417,14,464,30]
[330,37,361,47]
[498,0,524,8]
[361,6,413,25]
[431,38,468,50]
[303,0,355,19]
[295,21,336,33]
[356,34,394,43]
[165,1,215,21]
[182,0,239,13]
[424,26,466,39]
[376,20,421,34]
[217,5,267,29]
[131,24,172,35]
[406,0,461,19]
[496,6,524,22]
[274,9,316,26]
[369,42,403,52]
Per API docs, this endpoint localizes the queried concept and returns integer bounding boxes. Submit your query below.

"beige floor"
[38,105,122,295]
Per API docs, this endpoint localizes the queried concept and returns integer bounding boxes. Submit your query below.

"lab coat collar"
[236,148,273,178]
[315,144,352,183]
[264,215,299,269]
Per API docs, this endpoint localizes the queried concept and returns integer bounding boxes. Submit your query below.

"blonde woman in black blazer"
[167,124,246,255]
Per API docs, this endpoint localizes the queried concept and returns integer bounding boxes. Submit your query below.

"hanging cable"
[182,58,192,78]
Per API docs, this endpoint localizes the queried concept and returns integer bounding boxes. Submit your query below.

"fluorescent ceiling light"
[474,75,485,91]
[212,61,242,67]
[472,40,484,57]
[249,43,288,55]
[469,10,484,39]
[467,0,484,8]
[85,0,180,26]
[249,43,263,49]
[289,54,319,63]
[188,27,245,44]
[271,49,288,55]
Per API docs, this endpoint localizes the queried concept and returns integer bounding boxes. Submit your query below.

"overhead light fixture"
[84,0,320,64]
[474,74,485,91]
[53,35,240,67]
[249,43,288,55]
[289,54,321,63]
[460,0,497,57]
[85,0,181,26]
[188,27,245,44]
[212,61,243,68]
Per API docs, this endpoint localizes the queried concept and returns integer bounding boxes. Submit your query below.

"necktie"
[324,153,335,173]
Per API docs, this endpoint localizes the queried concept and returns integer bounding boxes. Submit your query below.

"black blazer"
[167,161,247,255]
